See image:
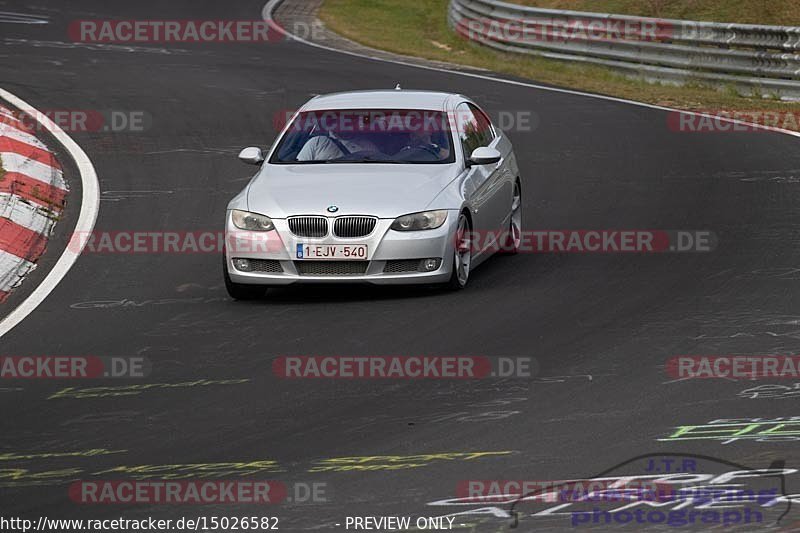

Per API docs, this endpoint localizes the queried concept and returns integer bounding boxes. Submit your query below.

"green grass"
[319,0,800,125]
[0,155,5,183]
[510,0,800,26]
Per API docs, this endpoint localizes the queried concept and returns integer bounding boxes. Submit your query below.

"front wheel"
[223,252,266,300]
[446,213,472,290]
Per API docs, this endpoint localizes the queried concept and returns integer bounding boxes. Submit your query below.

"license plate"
[297,244,368,260]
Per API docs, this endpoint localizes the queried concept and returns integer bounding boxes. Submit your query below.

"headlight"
[391,210,448,231]
[231,210,275,231]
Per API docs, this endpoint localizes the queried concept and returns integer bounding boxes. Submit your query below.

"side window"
[469,104,495,143]
[455,103,493,160]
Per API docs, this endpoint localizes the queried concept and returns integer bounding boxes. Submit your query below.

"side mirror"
[468,146,502,167]
[238,147,265,165]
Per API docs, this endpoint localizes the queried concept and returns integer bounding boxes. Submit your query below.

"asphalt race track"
[2,1,800,531]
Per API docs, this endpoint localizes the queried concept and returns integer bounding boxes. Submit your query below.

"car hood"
[246,164,459,218]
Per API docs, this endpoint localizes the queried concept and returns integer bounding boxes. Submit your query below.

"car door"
[469,104,514,232]
[455,102,508,254]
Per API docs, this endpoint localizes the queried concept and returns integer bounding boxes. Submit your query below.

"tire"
[500,180,522,255]
[446,213,472,290]
[223,251,266,300]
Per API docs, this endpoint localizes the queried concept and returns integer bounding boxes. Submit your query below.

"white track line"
[262,0,800,140]
[0,88,100,338]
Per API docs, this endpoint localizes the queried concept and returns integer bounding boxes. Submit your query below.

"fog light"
[420,258,442,272]
[233,258,252,272]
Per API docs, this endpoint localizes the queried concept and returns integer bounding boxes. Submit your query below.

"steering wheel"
[399,143,440,159]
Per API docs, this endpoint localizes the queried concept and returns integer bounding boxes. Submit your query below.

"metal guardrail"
[448,0,800,99]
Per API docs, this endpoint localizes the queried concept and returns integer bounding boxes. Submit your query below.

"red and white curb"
[0,104,68,303]
[0,88,98,339]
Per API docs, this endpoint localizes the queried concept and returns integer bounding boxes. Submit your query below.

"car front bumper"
[224,212,457,286]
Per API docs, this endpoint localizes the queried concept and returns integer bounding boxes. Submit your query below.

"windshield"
[269,109,456,164]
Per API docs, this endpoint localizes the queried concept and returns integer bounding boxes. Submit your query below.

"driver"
[400,130,448,159]
[297,126,379,162]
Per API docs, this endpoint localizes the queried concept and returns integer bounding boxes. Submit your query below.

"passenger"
[297,128,379,161]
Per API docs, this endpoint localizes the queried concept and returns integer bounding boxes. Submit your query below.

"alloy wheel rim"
[510,183,522,250]
[455,215,471,285]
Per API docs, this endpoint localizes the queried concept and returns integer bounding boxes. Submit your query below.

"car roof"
[300,90,465,112]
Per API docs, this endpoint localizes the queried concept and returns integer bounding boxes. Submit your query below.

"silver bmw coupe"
[223,89,522,299]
